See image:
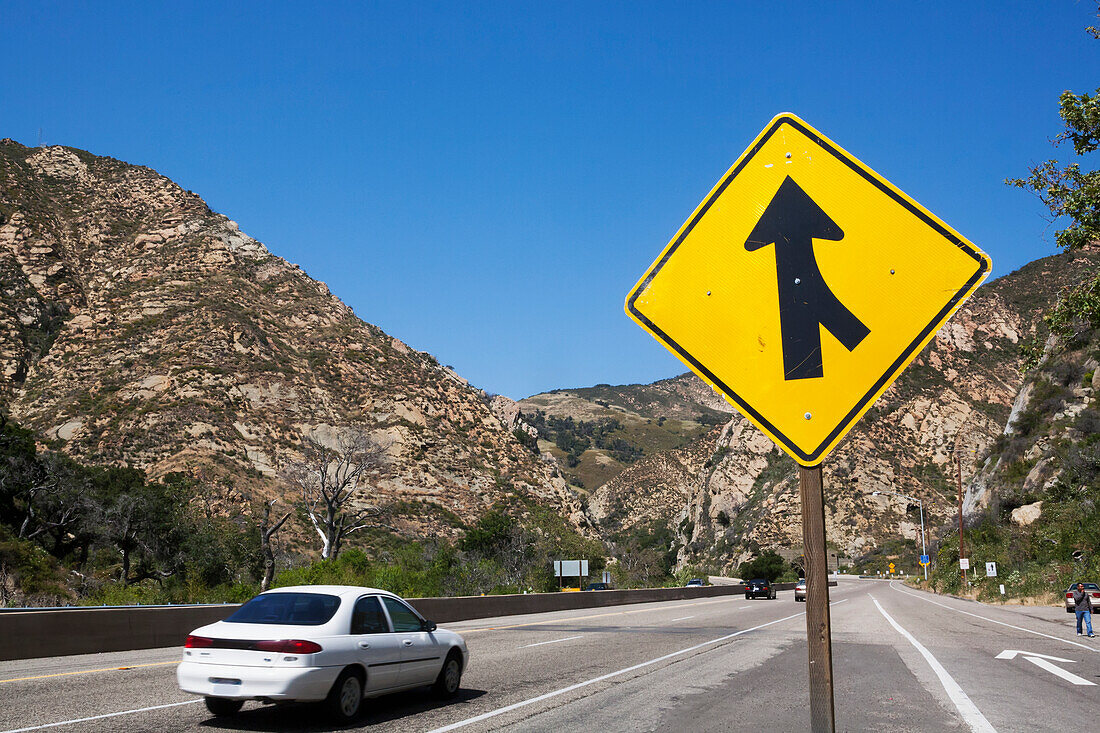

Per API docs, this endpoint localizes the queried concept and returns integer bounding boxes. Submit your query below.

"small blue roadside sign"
[919,554,930,566]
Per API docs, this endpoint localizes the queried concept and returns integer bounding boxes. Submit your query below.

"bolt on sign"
[626,113,991,466]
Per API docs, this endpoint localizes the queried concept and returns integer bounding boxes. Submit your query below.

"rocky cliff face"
[964,269,1099,523]
[585,246,1100,570]
[0,140,584,539]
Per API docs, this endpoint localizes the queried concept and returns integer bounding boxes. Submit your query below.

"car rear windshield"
[226,593,341,625]
[1071,583,1100,590]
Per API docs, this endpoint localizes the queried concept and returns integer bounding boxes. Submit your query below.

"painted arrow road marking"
[994,650,1075,662]
[995,649,1095,686]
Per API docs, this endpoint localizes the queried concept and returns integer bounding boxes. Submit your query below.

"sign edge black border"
[626,115,990,464]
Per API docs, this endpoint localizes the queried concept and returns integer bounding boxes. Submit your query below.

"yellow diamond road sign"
[626,113,991,466]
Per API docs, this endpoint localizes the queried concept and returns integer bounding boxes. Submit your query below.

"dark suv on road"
[745,578,776,600]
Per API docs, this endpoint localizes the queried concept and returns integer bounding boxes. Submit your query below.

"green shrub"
[0,525,69,604]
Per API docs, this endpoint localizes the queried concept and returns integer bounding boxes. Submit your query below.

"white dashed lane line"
[0,701,200,733]
[519,636,585,649]
[427,610,809,733]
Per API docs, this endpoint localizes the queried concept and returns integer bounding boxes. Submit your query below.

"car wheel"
[325,668,364,722]
[433,651,463,699]
[204,697,243,717]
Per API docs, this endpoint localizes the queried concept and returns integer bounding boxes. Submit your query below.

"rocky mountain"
[0,140,584,542]
[928,271,1099,599]
[2,137,1093,581]
[533,246,1100,572]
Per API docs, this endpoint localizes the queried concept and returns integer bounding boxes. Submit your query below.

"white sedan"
[176,585,469,722]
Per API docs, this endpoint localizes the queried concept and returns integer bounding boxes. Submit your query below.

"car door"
[381,596,444,687]
[350,595,404,692]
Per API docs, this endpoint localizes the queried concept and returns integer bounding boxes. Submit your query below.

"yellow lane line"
[458,596,746,634]
[0,660,178,684]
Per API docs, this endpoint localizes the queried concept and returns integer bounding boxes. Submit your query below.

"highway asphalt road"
[1,577,1096,732]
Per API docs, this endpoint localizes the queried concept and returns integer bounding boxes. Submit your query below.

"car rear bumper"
[176,661,340,702]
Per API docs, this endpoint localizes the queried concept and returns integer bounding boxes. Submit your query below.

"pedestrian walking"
[1073,582,1094,637]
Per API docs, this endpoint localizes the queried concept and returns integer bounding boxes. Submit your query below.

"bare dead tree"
[616,545,664,588]
[282,430,390,560]
[260,499,291,591]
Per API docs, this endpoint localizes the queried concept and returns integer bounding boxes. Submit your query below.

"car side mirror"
[422,619,437,632]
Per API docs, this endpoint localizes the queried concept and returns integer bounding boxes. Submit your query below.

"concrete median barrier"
[0,604,239,661]
[0,580,834,661]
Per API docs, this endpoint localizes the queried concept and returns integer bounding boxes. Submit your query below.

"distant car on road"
[744,578,776,600]
[685,578,705,587]
[177,585,469,722]
[585,582,611,591]
[1065,582,1100,613]
[794,578,806,602]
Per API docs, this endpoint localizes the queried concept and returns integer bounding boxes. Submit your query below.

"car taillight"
[185,635,214,648]
[1067,593,1074,598]
[250,640,323,654]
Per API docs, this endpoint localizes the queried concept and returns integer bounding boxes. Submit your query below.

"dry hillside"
[0,140,584,542]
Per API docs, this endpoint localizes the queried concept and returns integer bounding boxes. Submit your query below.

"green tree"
[738,550,788,582]
[91,467,181,585]
[1007,7,1099,251]
[460,509,521,556]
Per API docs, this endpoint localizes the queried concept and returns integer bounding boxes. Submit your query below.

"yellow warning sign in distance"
[626,113,991,466]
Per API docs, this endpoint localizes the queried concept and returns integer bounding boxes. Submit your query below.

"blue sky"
[2,2,1097,398]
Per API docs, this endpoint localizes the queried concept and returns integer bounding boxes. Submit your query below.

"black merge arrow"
[745,176,870,380]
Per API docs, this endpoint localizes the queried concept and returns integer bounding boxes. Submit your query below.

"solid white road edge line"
[890,582,1099,654]
[0,700,200,733]
[519,636,585,648]
[871,597,997,733]
[669,616,695,621]
[426,610,809,733]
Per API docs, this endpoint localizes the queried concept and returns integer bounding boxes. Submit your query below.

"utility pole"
[955,448,966,586]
